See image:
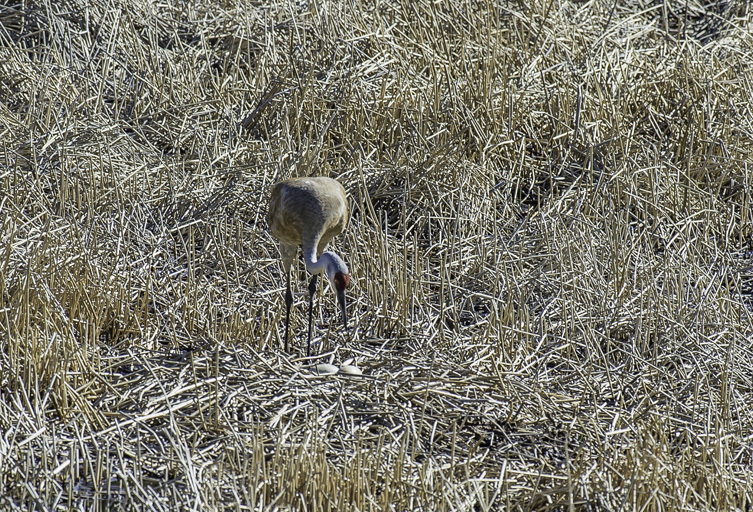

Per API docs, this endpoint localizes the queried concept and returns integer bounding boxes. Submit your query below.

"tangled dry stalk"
[1,0,752,510]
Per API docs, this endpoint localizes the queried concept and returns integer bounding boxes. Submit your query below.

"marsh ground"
[1,0,753,510]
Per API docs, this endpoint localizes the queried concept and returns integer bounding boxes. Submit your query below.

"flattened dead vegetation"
[1,0,752,510]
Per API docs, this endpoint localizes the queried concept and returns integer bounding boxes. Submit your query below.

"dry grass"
[1,0,753,510]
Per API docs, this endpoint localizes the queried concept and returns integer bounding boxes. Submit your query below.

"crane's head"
[322,251,350,329]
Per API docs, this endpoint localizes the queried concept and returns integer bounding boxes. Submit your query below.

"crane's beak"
[337,288,347,329]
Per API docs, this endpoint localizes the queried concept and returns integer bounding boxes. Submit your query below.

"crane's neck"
[304,250,348,280]
[304,249,350,327]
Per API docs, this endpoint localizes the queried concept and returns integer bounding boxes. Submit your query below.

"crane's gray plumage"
[268,176,351,356]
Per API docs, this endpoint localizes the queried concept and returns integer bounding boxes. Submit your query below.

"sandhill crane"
[268,176,351,356]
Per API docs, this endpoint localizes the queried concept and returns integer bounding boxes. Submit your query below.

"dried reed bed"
[1,0,752,510]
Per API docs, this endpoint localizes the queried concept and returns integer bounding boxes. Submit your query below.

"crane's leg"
[279,246,296,353]
[284,268,293,352]
[307,274,318,357]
